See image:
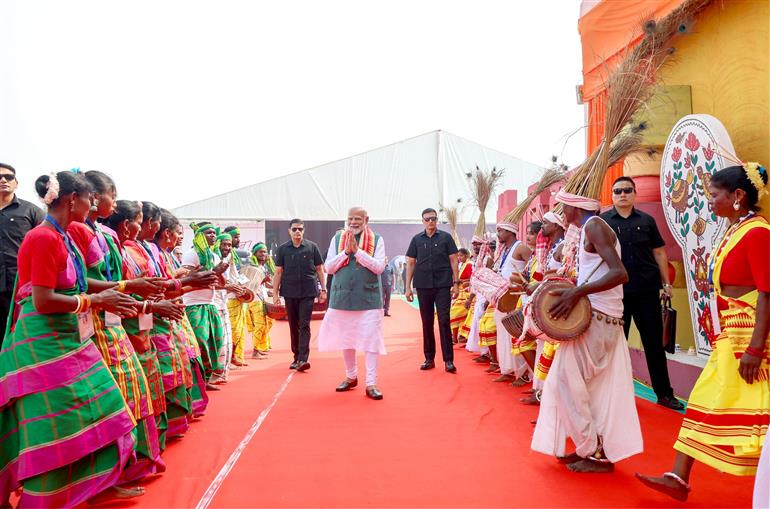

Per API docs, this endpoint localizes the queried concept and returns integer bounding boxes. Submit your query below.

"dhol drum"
[240,265,265,294]
[470,267,509,306]
[266,302,287,320]
[237,288,256,303]
[501,307,539,342]
[529,278,591,341]
[496,291,521,313]
[501,309,525,338]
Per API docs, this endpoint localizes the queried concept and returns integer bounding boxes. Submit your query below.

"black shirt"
[406,229,458,289]
[0,196,45,293]
[600,207,665,294]
[274,239,324,299]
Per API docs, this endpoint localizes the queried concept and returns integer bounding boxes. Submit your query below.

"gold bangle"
[74,295,83,313]
[82,294,91,312]
[117,280,128,293]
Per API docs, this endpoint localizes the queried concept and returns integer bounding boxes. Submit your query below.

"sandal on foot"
[567,459,614,473]
[88,486,144,504]
[557,452,582,464]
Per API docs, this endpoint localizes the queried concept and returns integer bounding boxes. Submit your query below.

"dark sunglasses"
[291,227,304,232]
[0,173,16,182]
[423,216,438,222]
[613,187,635,195]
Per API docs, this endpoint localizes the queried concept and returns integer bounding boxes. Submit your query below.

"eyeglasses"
[0,174,16,182]
[612,187,635,195]
[291,227,304,232]
[423,216,438,222]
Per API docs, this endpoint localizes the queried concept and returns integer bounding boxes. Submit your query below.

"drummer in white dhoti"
[465,238,494,358]
[531,189,643,473]
[491,222,531,383]
[317,207,387,401]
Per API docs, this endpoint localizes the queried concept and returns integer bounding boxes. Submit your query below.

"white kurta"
[317,234,387,355]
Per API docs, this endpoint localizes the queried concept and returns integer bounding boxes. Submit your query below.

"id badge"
[104,311,122,327]
[139,313,154,331]
[78,312,95,341]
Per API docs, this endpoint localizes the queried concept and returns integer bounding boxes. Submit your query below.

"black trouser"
[416,287,453,363]
[382,284,392,314]
[0,291,10,346]
[284,296,315,362]
[622,289,674,399]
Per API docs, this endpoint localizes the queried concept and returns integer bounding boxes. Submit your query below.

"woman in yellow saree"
[637,163,770,501]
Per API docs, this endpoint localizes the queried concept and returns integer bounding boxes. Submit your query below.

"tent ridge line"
[171,129,447,211]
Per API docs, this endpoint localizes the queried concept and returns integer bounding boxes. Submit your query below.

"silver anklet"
[662,472,691,491]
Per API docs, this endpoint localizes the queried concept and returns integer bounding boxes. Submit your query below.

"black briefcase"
[661,294,677,354]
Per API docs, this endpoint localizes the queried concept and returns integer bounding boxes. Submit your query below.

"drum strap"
[577,260,606,290]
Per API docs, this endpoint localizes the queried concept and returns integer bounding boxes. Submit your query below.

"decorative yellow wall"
[626,0,769,352]
[660,0,769,215]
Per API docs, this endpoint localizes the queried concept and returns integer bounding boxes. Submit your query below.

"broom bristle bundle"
[468,167,505,236]
[563,0,712,200]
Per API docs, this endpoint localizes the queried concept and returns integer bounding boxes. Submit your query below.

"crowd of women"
[447,164,770,503]
[0,169,276,507]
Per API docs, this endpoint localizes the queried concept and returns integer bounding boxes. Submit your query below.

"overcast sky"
[1,1,585,208]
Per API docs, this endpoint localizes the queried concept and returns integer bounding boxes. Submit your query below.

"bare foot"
[511,376,531,388]
[484,363,499,373]
[635,473,690,502]
[566,459,614,473]
[519,393,540,405]
[493,374,515,382]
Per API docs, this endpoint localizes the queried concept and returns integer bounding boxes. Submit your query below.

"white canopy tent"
[172,130,543,223]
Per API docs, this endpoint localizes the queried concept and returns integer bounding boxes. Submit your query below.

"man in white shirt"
[182,222,226,389]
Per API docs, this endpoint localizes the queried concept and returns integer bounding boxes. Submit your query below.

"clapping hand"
[91,289,138,318]
[213,261,229,275]
[128,277,166,300]
[152,300,185,321]
[185,267,219,288]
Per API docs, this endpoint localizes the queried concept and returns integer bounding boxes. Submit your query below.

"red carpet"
[93,299,752,508]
